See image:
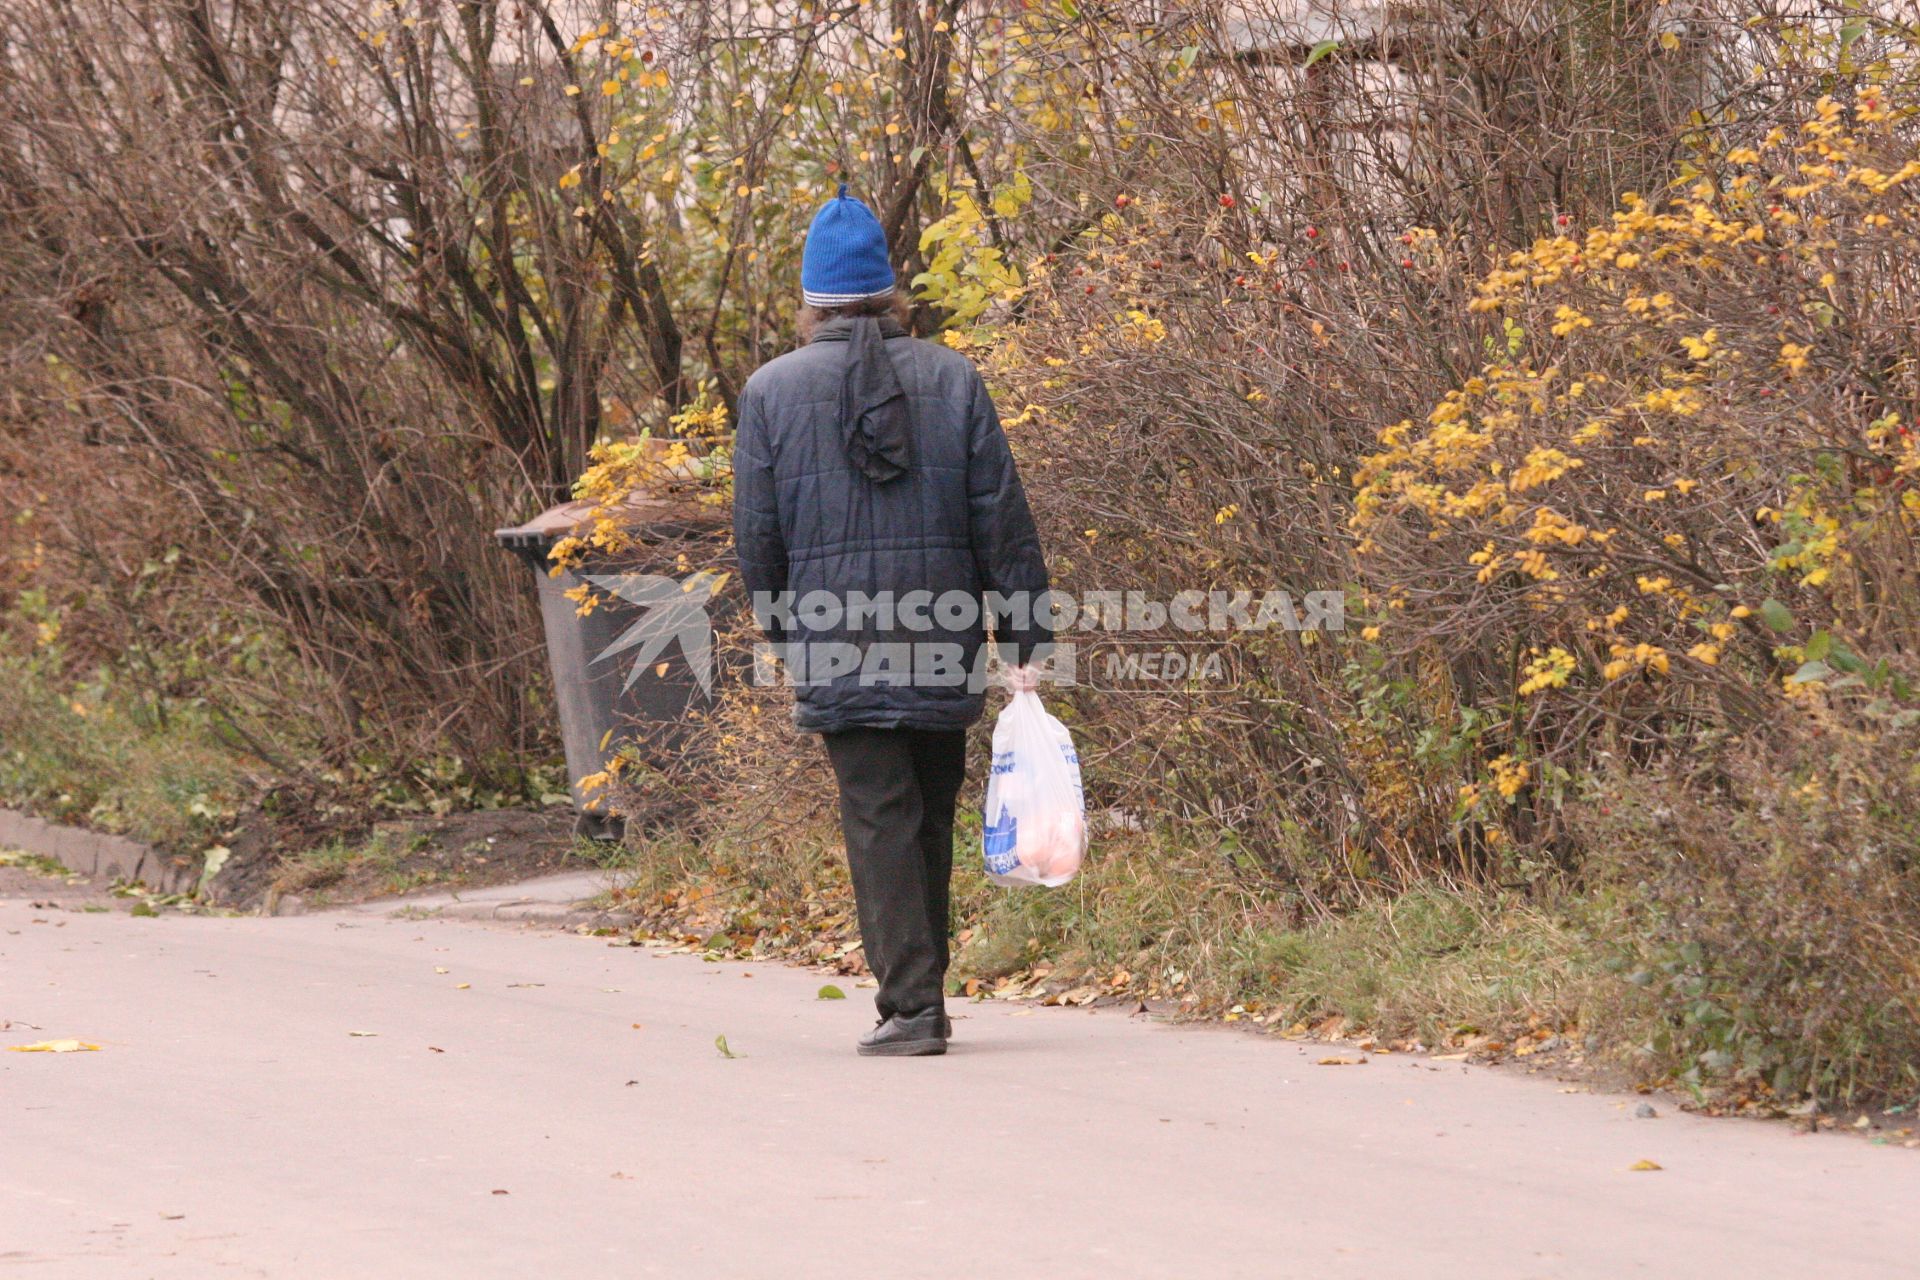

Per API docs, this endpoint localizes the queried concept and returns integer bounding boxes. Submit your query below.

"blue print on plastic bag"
[982,805,1021,875]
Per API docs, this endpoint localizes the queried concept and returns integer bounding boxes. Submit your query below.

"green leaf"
[816,984,847,1000]
[1787,659,1832,686]
[1059,0,1079,17]
[1176,45,1199,71]
[714,1034,738,1059]
[1758,599,1795,633]
[1304,39,1341,67]
[1804,629,1830,661]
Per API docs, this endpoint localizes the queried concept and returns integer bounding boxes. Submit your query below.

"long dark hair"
[797,290,911,342]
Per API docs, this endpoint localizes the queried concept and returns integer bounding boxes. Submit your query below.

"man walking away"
[732,184,1050,1056]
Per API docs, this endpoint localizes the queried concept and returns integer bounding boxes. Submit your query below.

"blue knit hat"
[801,184,895,306]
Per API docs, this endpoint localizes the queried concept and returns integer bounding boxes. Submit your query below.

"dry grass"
[606,812,1599,1056]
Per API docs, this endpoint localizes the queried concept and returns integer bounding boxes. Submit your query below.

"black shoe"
[857,1009,948,1057]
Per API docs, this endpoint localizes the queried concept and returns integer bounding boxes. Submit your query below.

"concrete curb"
[394,897,636,930]
[0,806,198,895]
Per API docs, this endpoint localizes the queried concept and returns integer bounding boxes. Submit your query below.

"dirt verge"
[209,806,584,912]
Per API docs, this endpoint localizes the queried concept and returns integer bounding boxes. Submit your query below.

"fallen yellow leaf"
[1317,1056,1367,1066]
[8,1039,100,1053]
[1628,1159,1663,1172]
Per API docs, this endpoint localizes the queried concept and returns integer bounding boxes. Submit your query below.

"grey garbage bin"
[495,495,729,840]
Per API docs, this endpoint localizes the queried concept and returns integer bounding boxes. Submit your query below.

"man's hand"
[1003,664,1041,693]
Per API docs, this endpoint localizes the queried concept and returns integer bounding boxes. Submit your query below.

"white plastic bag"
[981,689,1087,887]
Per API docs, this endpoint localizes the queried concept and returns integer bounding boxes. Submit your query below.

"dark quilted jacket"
[732,317,1050,733]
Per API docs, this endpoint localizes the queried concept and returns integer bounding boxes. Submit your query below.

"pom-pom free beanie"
[801,184,896,306]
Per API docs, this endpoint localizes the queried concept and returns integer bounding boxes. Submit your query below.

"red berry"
[1084,284,1095,295]
[1401,258,1415,268]
[1556,214,1570,227]
[1401,233,1414,245]
[1150,258,1163,269]
[1305,227,1319,239]
[1115,194,1131,208]
[1218,194,1235,208]
[1339,261,1351,272]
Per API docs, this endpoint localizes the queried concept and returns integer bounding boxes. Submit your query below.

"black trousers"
[822,727,968,1020]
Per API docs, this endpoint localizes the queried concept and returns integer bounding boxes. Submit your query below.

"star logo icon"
[584,569,725,694]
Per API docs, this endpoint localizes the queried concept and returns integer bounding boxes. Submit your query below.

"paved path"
[3,894,1917,1278]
